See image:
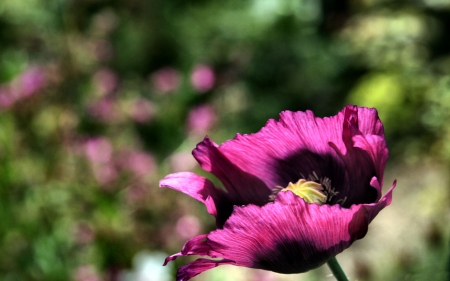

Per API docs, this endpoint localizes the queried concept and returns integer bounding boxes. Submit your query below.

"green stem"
[327,256,349,281]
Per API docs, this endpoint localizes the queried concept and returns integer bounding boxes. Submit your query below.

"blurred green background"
[0,0,449,280]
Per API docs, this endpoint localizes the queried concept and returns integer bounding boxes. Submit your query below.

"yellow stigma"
[281,179,327,205]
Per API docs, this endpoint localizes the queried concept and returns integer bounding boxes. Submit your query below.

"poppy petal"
[206,191,374,274]
[193,137,271,206]
[193,106,386,207]
[213,109,347,192]
[353,134,388,200]
[163,106,395,281]
[331,106,387,205]
[362,180,396,223]
[163,234,210,265]
[159,172,232,227]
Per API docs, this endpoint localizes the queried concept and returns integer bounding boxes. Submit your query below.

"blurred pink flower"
[175,215,201,240]
[87,97,119,123]
[190,64,215,92]
[93,68,119,96]
[169,152,197,172]
[187,104,217,134]
[129,98,155,123]
[84,137,113,164]
[0,86,14,109]
[16,66,47,97]
[84,137,118,186]
[73,265,101,281]
[93,164,118,186]
[151,67,181,93]
[0,66,47,109]
[119,150,156,178]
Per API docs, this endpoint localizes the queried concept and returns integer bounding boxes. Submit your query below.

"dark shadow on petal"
[334,145,379,206]
[273,148,378,206]
[199,139,272,206]
[252,208,368,274]
[214,194,235,228]
[188,136,277,227]
[203,155,272,227]
[204,145,378,228]
[273,149,348,204]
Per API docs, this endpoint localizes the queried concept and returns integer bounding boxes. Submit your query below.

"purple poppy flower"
[160,105,396,281]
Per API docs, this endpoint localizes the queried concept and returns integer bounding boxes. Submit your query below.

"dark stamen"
[269,186,284,202]
[303,172,338,204]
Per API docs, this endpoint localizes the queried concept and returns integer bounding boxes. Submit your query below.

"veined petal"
[354,106,385,137]
[192,105,386,207]
[353,134,389,200]
[165,186,395,280]
[330,106,387,206]
[159,172,232,227]
[206,191,372,274]
[212,109,348,192]
[362,180,396,223]
[163,235,235,281]
[193,137,271,206]
[163,105,396,281]
[163,234,211,265]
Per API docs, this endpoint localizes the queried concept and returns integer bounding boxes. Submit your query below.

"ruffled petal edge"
[164,181,395,280]
[362,180,396,223]
[163,234,236,281]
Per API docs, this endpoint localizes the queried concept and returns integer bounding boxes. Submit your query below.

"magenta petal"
[163,105,396,280]
[193,137,271,206]
[165,185,394,280]
[330,106,388,205]
[162,234,235,281]
[159,172,222,203]
[353,134,388,198]
[206,191,373,274]
[163,234,210,265]
[193,105,386,207]
[363,180,396,223]
[211,109,347,192]
[159,172,232,227]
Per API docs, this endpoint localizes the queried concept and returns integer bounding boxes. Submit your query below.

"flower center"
[269,172,342,205]
[281,179,327,204]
